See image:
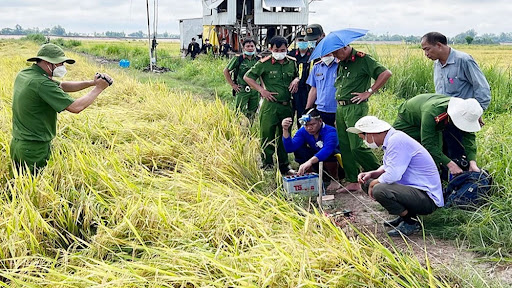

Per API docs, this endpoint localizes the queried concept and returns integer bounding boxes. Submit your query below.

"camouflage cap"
[27,43,75,64]
[304,24,324,41]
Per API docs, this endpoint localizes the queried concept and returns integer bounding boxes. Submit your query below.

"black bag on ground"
[443,170,493,208]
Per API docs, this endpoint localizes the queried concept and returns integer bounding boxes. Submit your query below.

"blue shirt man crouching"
[282,108,342,191]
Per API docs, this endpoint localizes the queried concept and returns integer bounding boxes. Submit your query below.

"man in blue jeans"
[347,116,444,236]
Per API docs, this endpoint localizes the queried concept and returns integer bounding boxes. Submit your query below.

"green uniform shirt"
[245,56,298,102]
[226,54,259,87]
[334,48,387,101]
[396,93,477,166]
[12,64,75,142]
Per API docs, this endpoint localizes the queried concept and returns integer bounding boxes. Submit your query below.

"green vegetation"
[0,40,473,287]
[71,40,512,261]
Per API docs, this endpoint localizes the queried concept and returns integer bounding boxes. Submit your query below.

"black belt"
[337,99,367,106]
[265,99,289,106]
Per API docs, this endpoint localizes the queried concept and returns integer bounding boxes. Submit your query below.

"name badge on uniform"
[270,71,278,74]
[316,73,323,76]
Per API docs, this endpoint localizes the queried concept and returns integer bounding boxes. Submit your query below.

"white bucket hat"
[447,97,483,132]
[346,116,392,134]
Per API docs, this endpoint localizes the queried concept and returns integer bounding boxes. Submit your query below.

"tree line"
[361,29,512,44]
[0,24,179,39]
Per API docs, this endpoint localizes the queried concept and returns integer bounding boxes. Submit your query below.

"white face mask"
[321,55,335,66]
[272,52,286,61]
[364,134,379,149]
[51,65,67,78]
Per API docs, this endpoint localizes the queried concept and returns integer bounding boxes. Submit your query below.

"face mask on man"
[272,52,286,61]
[244,51,255,56]
[321,55,335,66]
[308,41,317,49]
[48,64,67,78]
[364,134,379,149]
[297,42,308,50]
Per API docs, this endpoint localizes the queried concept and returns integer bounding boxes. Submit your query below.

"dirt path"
[319,188,512,286]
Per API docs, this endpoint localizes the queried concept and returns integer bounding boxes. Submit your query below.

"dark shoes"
[383,216,404,228]
[387,221,421,237]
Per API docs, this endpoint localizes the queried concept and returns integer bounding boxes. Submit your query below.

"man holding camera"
[393,93,483,179]
[11,43,113,175]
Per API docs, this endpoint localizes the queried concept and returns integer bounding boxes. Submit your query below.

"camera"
[452,155,469,171]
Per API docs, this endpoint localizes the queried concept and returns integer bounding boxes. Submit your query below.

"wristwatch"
[367,88,374,94]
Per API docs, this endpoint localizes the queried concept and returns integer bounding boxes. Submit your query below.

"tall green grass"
[0,41,471,287]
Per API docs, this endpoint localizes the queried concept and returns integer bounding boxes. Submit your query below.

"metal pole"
[146,0,152,71]
[318,161,323,209]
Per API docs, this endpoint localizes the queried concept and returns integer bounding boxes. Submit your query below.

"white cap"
[346,116,392,134]
[447,97,483,132]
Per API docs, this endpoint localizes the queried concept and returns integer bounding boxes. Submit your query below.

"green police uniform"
[393,93,477,168]
[226,54,260,120]
[245,55,298,172]
[11,64,75,174]
[335,48,387,182]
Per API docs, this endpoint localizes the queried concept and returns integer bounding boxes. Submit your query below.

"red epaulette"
[260,55,272,63]
[435,112,449,124]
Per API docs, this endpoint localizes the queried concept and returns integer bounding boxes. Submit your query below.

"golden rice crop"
[0,40,478,287]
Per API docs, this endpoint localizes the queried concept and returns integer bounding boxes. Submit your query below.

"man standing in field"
[306,51,338,127]
[421,32,490,178]
[201,38,213,55]
[332,43,392,192]
[347,116,444,236]
[223,38,260,121]
[11,43,113,175]
[287,31,312,128]
[421,32,491,110]
[244,36,300,175]
[186,38,201,59]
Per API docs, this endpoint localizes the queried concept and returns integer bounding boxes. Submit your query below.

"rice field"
[0,39,510,286]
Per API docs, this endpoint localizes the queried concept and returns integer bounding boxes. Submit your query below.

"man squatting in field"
[223,38,260,121]
[421,32,491,178]
[331,43,392,192]
[281,108,342,191]
[244,36,300,175]
[11,43,113,175]
[347,116,444,236]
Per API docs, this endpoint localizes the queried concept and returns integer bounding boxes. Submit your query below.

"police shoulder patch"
[356,51,366,58]
[260,55,272,62]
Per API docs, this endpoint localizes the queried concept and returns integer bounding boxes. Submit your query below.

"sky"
[2,0,512,37]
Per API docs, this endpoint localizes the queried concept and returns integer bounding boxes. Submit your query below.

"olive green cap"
[27,43,75,64]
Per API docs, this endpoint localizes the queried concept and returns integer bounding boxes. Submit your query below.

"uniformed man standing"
[288,31,312,128]
[223,38,260,121]
[186,38,200,59]
[304,24,326,51]
[333,45,392,192]
[244,36,300,175]
[219,38,232,58]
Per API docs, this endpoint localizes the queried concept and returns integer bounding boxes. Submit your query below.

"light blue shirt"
[433,48,491,110]
[306,61,338,113]
[378,128,444,207]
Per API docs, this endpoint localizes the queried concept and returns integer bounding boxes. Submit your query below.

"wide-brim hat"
[447,97,483,132]
[27,43,75,64]
[346,116,392,134]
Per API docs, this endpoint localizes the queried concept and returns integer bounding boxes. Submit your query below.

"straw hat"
[346,116,392,134]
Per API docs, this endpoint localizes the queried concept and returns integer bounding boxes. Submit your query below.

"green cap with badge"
[27,43,75,64]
